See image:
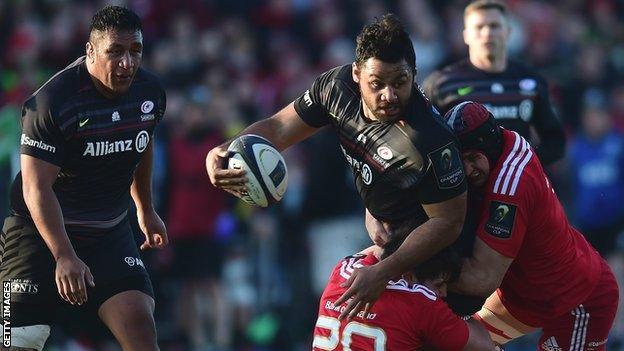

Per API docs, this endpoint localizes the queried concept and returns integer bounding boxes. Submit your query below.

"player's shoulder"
[440,59,472,74]
[29,56,86,106]
[321,64,352,80]
[432,59,473,80]
[506,60,548,83]
[404,89,456,140]
[487,129,542,199]
[133,66,166,93]
[316,64,357,91]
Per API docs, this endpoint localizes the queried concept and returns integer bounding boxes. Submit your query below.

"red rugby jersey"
[313,254,469,351]
[476,129,603,326]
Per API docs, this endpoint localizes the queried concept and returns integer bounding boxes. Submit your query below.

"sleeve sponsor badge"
[428,142,465,189]
[485,201,517,238]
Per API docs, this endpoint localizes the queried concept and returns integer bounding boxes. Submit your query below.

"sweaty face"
[352,58,413,122]
[87,29,143,97]
[463,9,510,64]
[461,150,490,188]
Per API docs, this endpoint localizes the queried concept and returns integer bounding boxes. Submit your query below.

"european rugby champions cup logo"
[2,281,10,347]
[485,201,517,238]
[441,148,453,171]
[494,204,510,222]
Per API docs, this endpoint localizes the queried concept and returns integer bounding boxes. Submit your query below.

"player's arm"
[206,102,320,195]
[451,237,513,297]
[381,192,466,279]
[131,141,168,250]
[463,318,497,351]
[424,297,496,351]
[532,79,565,165]
[21,155,95,305]
[336,192,466,319]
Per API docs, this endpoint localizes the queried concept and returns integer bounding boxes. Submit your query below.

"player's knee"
[7,325,50,351]
[118,307,158,348]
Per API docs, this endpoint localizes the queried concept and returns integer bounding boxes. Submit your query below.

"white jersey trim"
[386,279,438,301]
[339,257,437,301]
[570,305,589,351]
[493,131,532,196]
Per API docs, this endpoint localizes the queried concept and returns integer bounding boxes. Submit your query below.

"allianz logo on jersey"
[83,130,149,156]
[484,100,533,121]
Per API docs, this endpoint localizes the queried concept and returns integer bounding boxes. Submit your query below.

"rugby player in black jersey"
[1,6,166,350]
[423,0,565,165]
[207,14,467,320]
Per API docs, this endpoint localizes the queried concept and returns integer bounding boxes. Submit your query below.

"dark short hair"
[382,235,462,283]
[89,5,142,37]
[464,0,508,20]
[355,14,416,74]
[380,216,462,283]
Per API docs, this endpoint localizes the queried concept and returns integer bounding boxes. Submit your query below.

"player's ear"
[352,62,361,83]
[86,41,95,63]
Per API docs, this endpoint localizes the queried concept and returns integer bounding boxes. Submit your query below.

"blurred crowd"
[1,0,624,350]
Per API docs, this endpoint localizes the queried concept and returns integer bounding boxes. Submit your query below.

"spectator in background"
[166,100,231,350]
[569,93,624,256]
[424,0,565,166]
[568,95,624,347]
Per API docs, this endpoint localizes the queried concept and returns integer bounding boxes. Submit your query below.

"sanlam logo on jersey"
[83,130,149,156]
[21,134,56,153]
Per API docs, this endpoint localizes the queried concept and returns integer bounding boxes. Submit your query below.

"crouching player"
[313,219,495,351]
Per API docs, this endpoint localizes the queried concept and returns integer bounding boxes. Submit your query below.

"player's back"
[313,254,469,351]
[481,129,603,324]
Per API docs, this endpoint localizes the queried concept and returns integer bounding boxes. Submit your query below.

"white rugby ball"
[227,134,288,207]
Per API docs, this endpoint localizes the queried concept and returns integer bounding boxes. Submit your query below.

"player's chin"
[468,176,487,188]
[375,109,401,122]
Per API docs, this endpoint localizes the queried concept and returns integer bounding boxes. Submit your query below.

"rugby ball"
[227,134,288,207]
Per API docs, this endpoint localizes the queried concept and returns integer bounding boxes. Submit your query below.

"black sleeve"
[414,98,467,204]
[293,69,336,128]
[156,83,167,123]
[417,140,467,204]
[532,77,566,165]
[19,94,67,166]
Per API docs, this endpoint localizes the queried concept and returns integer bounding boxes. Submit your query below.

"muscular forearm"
[377,217,461,280]
[226,103,317,151]
[23,184,75,260]
[131,142,155,213]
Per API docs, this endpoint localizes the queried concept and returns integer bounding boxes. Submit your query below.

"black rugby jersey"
[294,65,466,223]
[423,59,565,165]
[10,56,166,228]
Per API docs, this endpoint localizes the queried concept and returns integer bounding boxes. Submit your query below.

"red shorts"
[538,260,618,351]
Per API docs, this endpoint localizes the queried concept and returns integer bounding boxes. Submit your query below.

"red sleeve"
[476,165,536,258]
[422,299,470,350]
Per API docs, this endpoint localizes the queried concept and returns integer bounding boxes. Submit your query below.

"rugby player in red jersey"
[313,220,494,351]
[445,101,618,350]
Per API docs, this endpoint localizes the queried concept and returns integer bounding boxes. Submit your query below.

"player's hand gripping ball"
[227,134,288,207]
